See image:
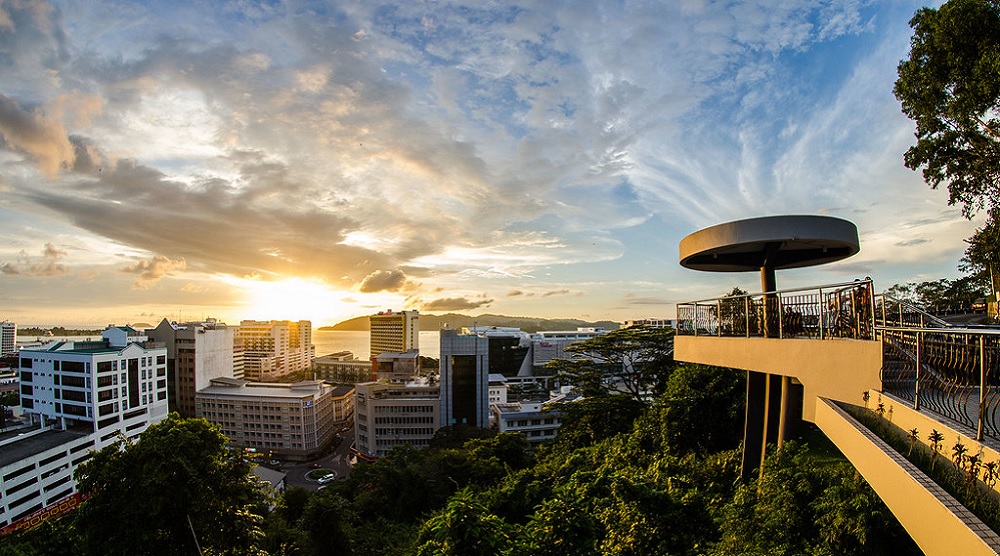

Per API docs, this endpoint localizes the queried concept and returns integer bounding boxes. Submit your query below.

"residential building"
[491,400,563,447]
[369,310,419,357]
[236,320,314,381]
[1,322,15,357]
[353,378,440,459]
[195,378,346,461]
[488,373,508,405]
[145,318,236,418]
[312,352,373,384]
[2,326,169,530]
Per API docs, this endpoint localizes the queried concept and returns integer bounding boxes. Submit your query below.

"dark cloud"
[542,289,570,297]
[29,138,395,287]
[0,93,74,175]
[895,238,930,247]
[358,269,408,293]
[0,243,68,276]
[422,297,493,311]
[623,295,671,305]
[121,255,187,289]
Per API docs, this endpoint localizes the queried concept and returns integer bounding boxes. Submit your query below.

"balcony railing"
[676,279,877,340]
[677,280,1000,441]
[881,325,1000,441]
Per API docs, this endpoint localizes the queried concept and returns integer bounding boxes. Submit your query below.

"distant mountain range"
[320,313,621,333]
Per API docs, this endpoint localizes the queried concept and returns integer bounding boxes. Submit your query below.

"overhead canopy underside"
[679,215,860,272]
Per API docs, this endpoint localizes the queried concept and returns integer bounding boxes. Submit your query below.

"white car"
[317,473,336,484]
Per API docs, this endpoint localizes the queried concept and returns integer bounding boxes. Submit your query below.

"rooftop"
[0,426,89,469]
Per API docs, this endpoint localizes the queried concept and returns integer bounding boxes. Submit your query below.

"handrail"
[879,322,1000,441]
[676,279,876,340]
[877,294,953,329]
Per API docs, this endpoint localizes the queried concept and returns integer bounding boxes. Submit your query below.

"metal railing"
[676,279,877,340]
[881,326,1000,441]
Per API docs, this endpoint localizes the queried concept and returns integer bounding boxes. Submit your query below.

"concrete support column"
[741,370,767,482]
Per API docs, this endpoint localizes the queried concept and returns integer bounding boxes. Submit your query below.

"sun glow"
[230,277,356,326]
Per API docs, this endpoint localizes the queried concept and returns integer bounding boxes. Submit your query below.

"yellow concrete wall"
[815,398,1000,555]
[864,397,1000,497]
[675,336,881,421]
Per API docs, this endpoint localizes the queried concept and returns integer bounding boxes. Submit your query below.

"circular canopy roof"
[679,215,859,272]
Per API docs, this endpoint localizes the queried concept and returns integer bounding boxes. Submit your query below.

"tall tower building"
[0,322,15,357]
[146,318,236,418]
[235,320,314,381]
[439,328,489,428]
[369,310,419,357]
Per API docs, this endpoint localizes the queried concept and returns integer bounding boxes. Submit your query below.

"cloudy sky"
[0,0,980,328]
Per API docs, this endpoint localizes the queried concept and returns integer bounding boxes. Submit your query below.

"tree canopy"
[894,0,1000,219]
[73,414,269,556]
[546,325,676,405]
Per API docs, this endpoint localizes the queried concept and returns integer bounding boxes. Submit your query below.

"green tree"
[413,488,517,556]
[961,209,1000,298]
[894,0,1000,218]
[73,414,268,556]
[297,490,354,556]
[654,364,745,455]
[542,395,645,454]
[548,325,676,405]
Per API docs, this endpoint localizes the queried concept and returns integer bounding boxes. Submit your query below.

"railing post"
[777,293,784,339]
[717,299,722,337]
[979,335,987,442]
[744,296,750,338]
[818,288,825,339]
[915,331,922,411]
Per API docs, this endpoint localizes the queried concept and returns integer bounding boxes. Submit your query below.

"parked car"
[318,473,336,485]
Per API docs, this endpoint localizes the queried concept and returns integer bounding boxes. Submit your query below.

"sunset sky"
[0,0,980,328]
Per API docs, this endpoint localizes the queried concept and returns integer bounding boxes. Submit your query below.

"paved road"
[278,427,356,491]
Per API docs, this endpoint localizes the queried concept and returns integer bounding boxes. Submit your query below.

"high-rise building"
[1,322,15,357]
[236,320,314,381]
[353,378,440,459]
[439,327,534,428]
[146,318,236,418]
[369,310,419,357]
[2,326,169,529]
[439,328,490,428]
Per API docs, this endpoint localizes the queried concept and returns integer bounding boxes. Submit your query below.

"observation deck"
[675,284,1000,555]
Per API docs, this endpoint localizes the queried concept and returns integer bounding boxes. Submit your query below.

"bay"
[312,329,441,360]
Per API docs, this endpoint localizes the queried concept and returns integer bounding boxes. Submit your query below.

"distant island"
[320,313,621,333]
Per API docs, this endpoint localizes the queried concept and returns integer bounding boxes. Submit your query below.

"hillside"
[320,313,620,333]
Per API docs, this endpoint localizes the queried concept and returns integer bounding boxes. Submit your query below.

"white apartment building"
[491,400,564,447]
[369,310,419,357]
[1,326,169,530]
[353,378,440,459]
[1,322,15,357]
[196,378,344,460]
[236,320,314,381]
[146,318,236,418]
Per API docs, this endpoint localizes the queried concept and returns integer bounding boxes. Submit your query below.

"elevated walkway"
[676,283,1000,555]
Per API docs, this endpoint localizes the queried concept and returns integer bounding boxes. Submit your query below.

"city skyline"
[0,1,981,328]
